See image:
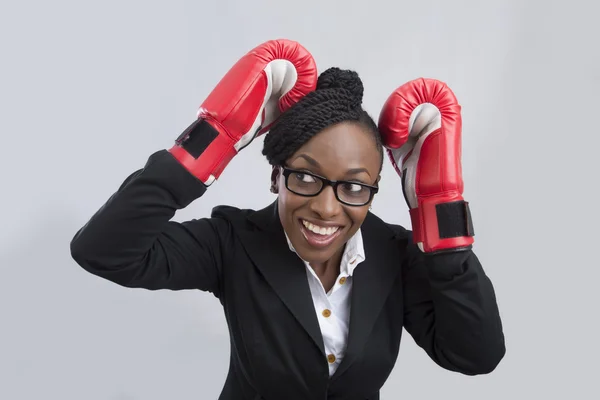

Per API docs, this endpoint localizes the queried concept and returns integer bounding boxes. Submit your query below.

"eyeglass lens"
[286,171,372,205]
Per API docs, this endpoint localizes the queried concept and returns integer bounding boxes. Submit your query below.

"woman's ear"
[270,166,280,194]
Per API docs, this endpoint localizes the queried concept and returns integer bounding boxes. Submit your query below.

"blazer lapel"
[235,201,325,356]
[331,213,407,381]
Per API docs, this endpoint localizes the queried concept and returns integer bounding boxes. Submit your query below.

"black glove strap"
[436,200,475,239]
[174,119,219,159]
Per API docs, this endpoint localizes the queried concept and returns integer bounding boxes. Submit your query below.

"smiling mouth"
[299,219,343,249]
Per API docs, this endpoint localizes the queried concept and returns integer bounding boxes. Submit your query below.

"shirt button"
[322,309,331,318]
[339,277,347,285]
[327,354,336,363]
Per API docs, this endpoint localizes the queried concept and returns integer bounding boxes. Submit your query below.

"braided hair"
[262,67,384,170]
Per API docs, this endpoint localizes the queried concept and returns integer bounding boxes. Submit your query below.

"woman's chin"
[294,241,344,266]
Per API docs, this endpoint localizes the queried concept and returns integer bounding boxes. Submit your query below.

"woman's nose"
[309,185,341,219]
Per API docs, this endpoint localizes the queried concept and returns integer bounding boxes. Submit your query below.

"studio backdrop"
[0,0,598,399]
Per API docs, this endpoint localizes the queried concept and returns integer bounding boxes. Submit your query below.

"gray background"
[1,0,598,399]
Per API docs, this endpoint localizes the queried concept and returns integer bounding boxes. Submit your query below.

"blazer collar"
[241,201,326,355]
[237,201,406,380]
[246,200,283,233]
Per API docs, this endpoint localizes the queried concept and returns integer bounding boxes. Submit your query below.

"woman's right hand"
[169,39,318,186]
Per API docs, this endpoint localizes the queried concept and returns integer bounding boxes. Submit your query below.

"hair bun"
[316,67,364,108]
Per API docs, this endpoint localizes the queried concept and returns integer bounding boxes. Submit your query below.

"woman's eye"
[295,173,315,183]
[343,183,364,192]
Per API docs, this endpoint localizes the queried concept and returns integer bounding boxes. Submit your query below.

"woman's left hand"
[378,77,474,254]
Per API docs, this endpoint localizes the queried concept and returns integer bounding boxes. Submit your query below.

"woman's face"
[275,121,382,265]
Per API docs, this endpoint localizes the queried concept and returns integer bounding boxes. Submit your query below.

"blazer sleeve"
[401,241,506,375]
[70,149,229,296]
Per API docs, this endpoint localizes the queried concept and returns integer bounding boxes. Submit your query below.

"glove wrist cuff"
[169,118,236,186]
[410,197,475,253]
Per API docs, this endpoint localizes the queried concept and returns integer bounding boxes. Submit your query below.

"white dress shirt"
[285,229,366,376]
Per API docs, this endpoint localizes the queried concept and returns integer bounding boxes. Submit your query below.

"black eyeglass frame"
[280,166,379,207]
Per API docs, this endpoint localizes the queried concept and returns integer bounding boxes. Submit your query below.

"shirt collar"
[285,228,366,276]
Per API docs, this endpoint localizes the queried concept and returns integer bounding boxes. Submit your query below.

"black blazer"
[70,149,505,400]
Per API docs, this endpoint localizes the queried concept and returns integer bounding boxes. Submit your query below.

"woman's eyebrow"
[293,154,320,167]
[346,167,370,177]
[292,154,372,178]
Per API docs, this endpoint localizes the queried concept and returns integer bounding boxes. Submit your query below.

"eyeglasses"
[280,167,379,207]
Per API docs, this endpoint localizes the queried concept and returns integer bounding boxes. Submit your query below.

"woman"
[70,39,505,400]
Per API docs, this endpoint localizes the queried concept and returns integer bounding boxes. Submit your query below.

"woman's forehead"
[290,123,380,175]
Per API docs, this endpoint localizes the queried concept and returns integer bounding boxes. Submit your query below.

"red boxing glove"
[378,78,474,253]
[169,39,317,185]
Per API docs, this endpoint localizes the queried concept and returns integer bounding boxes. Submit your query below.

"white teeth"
[302,220,339,236]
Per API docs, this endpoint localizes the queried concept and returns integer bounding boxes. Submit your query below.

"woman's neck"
[309,244,345,292]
